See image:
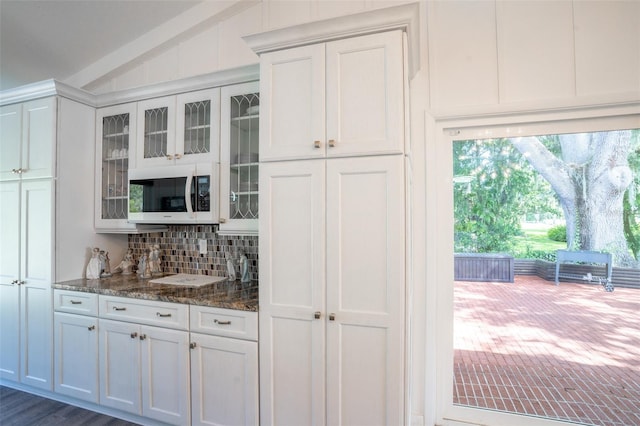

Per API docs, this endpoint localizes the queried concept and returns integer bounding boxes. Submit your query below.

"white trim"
[243,2,421,79]
[94,64,259,107]
[0,64,260,109]
[429,107,640,426]
[431,93,640,123]
[0,80,95,107]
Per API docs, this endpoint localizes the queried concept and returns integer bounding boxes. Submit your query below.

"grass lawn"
[512,222,566,255]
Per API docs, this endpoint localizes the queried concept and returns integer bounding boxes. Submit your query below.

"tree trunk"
[512,131,636,267]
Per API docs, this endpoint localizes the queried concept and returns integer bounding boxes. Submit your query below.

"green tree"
[623,129,640,260]
[453,138,550,253]
[513,131,638,267]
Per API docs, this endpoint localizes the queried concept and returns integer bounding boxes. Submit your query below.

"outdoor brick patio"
[454,275,640,426]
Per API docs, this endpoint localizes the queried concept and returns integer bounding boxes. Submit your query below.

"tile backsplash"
[128,225,258,281]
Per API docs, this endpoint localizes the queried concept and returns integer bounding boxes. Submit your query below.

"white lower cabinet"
[98,296,191,426]
[190,333,258,426]
[99,319,190,425]
[51,292,258,426]
[53,290,99,402]
[190,305,259,426]
[54,312,99,402]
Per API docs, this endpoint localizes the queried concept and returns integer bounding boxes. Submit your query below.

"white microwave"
[128,163,219,224]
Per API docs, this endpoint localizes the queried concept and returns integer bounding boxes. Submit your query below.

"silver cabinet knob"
[314,311,321,319]
[329,313,336,321]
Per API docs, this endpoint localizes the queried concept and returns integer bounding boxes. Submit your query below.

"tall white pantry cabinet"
[255,29,407,425]
[0,82,123,392]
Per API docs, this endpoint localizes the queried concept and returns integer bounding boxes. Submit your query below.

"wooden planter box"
[454,253,514,283]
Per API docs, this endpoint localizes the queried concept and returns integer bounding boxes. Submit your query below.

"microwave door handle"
[186,174,194,215]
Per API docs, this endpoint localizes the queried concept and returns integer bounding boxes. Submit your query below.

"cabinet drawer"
[54,290,99,316]
[99,296,189,330]
[190,306,257,341]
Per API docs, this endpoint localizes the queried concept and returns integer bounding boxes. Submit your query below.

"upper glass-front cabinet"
[95,104,137,231]
[219,82,259,235]
[136,89,220,168]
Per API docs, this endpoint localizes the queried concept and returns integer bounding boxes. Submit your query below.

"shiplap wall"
[83,0,413,94]
[427,0,640,113]
[84,0,639,113]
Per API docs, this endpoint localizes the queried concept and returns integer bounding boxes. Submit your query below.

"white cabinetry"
[259,31,404,161]
[259,155,405,426]
[0,179,53,390]
[136,89,220,168]
[190,306,258,426]
[256,28,406,426]
[98,296,190,425]
[219,81,260,234]
[1,86,124,392]
[0,97,56,181]
[53,290,99,403]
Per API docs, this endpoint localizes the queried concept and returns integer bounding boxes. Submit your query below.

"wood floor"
[0,386,140,426]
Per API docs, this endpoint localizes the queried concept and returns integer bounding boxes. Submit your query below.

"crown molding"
[0,79,96,107]
[0,64,260,108]
[94,64,260,108]
[243,2,420,79]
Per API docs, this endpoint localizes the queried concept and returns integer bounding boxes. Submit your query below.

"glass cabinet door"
[220,82,259,235]
[176,88,220,164]
[101,113,130,220]
[95,103,139,231]
[136,96,176,168]
[144,107,168,158]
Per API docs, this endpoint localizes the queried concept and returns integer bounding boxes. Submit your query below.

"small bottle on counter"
[226,252,236,281]
[239,250,250,283]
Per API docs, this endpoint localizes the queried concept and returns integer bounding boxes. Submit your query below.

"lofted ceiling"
[0,0,203,91]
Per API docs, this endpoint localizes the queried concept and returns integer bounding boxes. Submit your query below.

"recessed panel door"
[325,31,404,157]
[260,44,325,161]
[99,319,141,414]
[259,160,326,426]
[325,155,405,426]
[0,181,20,380]
[20,180,53,390]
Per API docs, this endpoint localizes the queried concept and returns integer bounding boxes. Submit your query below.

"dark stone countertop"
[53,274,258,312]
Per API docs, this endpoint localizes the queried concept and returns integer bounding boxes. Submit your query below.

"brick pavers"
[454,275,640,426]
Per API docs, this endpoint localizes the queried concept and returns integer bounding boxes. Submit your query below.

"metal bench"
[555,250,613,290]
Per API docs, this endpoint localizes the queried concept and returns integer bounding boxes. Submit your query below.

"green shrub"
[547,225,567,242]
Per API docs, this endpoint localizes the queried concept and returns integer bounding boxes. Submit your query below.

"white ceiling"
[0,0,203,91]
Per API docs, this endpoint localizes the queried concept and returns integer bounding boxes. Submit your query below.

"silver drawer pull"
[214,319,231,325]
[88,325,95,331]
[156,312,172,318]
[113,306,126,311]
[70,300,82,305]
